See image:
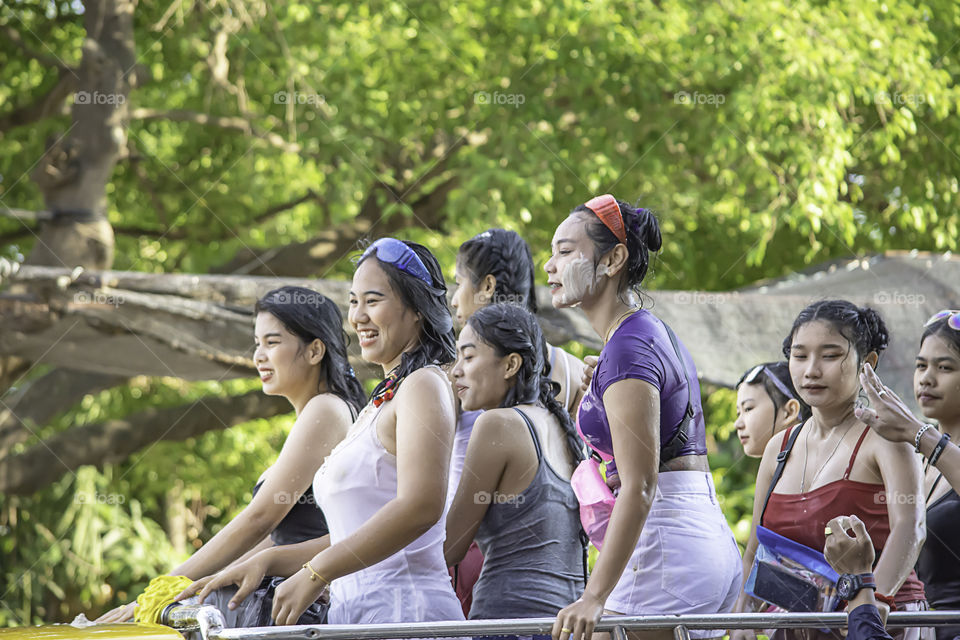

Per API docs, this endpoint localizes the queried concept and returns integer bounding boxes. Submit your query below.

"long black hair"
[358,239,456,398]
[573,196,662,297]
[255,286,367,414]
[457,229,538,313]
[736,361,812,425]
[782,299,890,367]
[467,303,584,464]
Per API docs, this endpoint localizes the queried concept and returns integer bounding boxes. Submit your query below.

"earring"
[597,264,609,276]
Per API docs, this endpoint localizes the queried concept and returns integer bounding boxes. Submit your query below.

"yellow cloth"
[134,575,194,624]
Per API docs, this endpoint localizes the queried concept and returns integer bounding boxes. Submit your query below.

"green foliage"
[2,0,959,625]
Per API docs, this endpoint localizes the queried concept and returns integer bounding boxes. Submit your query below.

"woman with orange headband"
[547,195,741,640]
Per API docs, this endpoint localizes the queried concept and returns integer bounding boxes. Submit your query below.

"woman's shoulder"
[474,407,526,433]
[299,393,355,428]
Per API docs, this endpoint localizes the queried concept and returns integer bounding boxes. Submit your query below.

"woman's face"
[451,260,486,328]
[544,214,602,309]
[253,312,320,398]
[788,320,861,411]
[914,332,960,423]
[348,259,421,373]
[734,382,778,457]
[451,324,513,411]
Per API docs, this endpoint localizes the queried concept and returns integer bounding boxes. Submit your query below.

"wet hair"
[357,239,456,397]
[736,361,812,424]
[255,286,367,414]
[920,316,960,357]
[467,304,584,464]
[573,196,663,295]
[782,299,890,368]
[457,229,538,313]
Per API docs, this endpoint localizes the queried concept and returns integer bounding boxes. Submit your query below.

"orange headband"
[584,194,626,243]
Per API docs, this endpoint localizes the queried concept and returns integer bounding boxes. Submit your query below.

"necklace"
[800,416,853,493]
[603,307,639,344]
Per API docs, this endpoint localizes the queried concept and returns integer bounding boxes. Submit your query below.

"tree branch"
[0,368,126,457]
[0,390,291,496]
[0,69,77,133]
[129,108,302,154]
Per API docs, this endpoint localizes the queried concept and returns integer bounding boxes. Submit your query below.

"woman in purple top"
[547,194,742,640]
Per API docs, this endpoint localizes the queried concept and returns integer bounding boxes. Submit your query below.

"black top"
[251,482,329,546]
[916,480,960,611]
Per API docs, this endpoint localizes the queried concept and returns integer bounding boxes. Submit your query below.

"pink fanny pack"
[571,414,616,549]
[570,453,615,549]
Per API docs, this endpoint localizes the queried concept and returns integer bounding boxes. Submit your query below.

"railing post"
[612,625,629,640]
[672,625,691,640]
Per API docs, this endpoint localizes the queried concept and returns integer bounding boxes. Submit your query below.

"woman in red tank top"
[732,300,929,640]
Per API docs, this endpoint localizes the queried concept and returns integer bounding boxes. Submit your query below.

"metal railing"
[164,604,960,640]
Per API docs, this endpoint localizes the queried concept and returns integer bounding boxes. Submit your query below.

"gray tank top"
[469,408,586,619]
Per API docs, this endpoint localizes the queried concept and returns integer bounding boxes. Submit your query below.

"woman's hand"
[271,567,327,625]
[552,592,604,640]
[856,363,925,445]
[178,556,268,610]
[580,356,598,392]
[95,601,136,624]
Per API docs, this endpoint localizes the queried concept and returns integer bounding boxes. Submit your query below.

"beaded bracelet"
[929,432,952,466]
[915,423,934,453]
[302,561,328,585]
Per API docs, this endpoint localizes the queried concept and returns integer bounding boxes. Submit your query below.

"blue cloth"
[848,604,893,640]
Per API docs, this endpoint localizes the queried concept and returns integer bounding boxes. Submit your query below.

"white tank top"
[313,390,450,581]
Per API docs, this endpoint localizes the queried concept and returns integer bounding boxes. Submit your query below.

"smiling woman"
[188,239,465,629]
[96,286,365,627]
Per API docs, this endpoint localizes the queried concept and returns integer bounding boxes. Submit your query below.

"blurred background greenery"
[2,0,958,625]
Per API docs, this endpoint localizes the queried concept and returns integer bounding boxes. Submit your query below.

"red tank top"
[762,425,926,606]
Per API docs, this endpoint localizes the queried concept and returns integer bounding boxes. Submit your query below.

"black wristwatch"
[836,573,877,600]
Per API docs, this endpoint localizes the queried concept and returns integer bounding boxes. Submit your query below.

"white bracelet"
[915,423,934,453]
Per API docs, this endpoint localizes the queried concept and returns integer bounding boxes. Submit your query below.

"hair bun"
[636,207,662,252]
[858,306,890,354]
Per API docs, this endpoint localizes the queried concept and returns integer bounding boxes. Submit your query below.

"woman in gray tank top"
[445,303,586,631]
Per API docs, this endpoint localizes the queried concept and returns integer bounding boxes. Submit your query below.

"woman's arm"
[443,411,512,566]
[271,369,457,624]
[870,433,926,598]
[553,378,660,640]
[171,394,350,579]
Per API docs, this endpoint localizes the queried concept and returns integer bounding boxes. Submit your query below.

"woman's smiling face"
[451,324,513,411]
[348,258,421,373]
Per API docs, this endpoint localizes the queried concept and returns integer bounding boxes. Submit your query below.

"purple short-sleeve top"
[576,309,707,462]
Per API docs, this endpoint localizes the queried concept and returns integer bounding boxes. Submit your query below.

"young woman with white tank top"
[181,239,464,626]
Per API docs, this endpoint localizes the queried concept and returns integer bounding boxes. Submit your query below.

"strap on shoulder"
[659,322,696,464]
[512,407,542,461]
[759,423,804,525]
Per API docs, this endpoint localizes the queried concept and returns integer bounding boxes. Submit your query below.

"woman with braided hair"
[452,229,586,418]
[445,303,585,631]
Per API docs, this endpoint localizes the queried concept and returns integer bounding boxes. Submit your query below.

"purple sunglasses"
[925,309,960,331]
[362,238,433,286]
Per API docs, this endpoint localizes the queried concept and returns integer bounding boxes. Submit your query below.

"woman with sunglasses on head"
[547,195,741,640]
[444,303,585,632]
[856,309,960,640]
[98,286,366,625]
[453,229,587,418]
[191,238,464,626]
[733,300,928,640]
[735,362,810,458]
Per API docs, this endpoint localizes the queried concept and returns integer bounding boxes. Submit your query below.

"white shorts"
[605,471,743,638]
